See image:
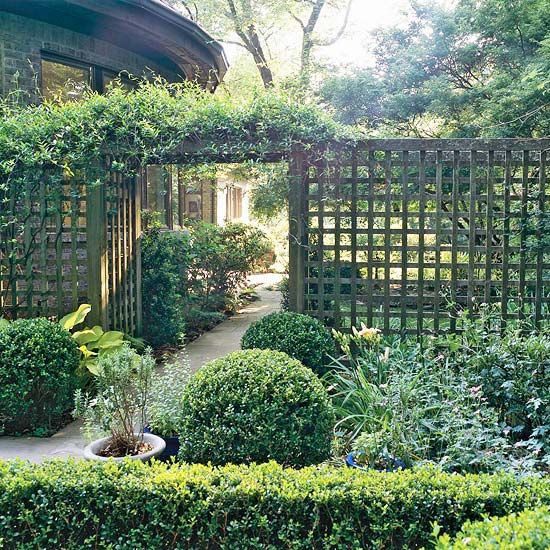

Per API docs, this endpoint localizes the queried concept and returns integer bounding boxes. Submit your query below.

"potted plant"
[74,344,165,461]
[145,358,191,461]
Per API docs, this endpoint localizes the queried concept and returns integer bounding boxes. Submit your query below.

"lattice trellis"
[289,139,550,333]
[0,163,142,335]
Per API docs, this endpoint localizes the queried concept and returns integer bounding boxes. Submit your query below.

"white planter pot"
[83,433,166,462]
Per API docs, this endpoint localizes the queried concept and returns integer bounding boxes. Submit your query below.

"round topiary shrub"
[241,312,337,374]
[0,318,80,435]
[178,349,335,466]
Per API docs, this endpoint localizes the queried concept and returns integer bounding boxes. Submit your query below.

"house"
[0,0,230,224]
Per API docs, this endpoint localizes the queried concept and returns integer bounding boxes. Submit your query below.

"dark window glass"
[41,59,91,101]
[102,71,136,92]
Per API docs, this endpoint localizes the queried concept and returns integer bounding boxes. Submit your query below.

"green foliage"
[329,331,509,473]
[437,507,550,549]
[187,221,272,306]
[0,460,549,549]
[241,311,337,374]
[60,303,125,375]
[0,81,347,319]
[73,345,155,455]
[439,310,550,472]
[141,222,189,347]
[141,219,271,347]
[178,349,334,466]
[279,276,289,311]
[0,318,80,435]
[147,359,191,437]
[319,0,550,137]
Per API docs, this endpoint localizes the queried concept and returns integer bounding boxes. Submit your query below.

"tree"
[167,0,353,89]
[318,0,550,137]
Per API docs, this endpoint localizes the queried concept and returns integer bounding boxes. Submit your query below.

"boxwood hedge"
[0,460,549,549]
[241,312,337,374]
[437,507,550,549]
[178,349,334,466]
[0,318,80,435]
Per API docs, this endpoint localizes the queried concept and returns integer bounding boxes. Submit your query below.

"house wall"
[0,11,180,101]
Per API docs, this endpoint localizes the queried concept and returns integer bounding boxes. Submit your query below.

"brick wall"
[0,11,180,102]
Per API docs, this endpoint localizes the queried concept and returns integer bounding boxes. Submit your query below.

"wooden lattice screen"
[289,139,550,334]
[0,164,142,335]
[0,177,88,319]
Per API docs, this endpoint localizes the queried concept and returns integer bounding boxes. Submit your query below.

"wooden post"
[86,181,109,329]
[133,174,143,336]
[288,147,307,313]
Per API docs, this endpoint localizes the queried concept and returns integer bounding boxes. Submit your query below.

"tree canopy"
[319,0,550,137]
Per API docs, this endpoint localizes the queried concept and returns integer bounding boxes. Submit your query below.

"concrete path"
[0,274,282,462]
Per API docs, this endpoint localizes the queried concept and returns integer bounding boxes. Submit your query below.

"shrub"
[0,318,80,435]
[437,507,550,549]
[187,221,271,307]
[241,312,337,374]
[147,358,191,437]
[0,461,549,549]
[178,349,334,466]
[141,222,189,347]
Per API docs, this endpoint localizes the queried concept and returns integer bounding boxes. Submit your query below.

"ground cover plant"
[241,311,337,374]
[0,318,80,436]
[0,460,549,549]
[178,349,334,466]
[328,311,549,474]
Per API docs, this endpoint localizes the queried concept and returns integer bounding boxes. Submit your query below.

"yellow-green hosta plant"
[59,304,124,375]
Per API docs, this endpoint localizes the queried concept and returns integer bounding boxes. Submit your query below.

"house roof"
[0,0,228,89]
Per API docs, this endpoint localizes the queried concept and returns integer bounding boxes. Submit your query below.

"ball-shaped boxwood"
[178,349,335,467]
[241,312,337,374]
[0,318,80,435]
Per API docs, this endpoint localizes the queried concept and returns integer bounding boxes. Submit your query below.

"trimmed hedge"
[0,318,80,435]
[438,507,550,549]
[178,349,334,466]
[0,461,549,549]
[241,312,337,374]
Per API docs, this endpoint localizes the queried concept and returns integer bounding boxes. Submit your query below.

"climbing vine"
[0,80,351,317]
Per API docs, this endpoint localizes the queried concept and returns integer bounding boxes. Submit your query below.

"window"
[226,187,243,221]
[40,54,137,101]
[41,58,91,102]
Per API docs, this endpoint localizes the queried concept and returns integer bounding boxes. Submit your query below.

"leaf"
[59,304,92,331]
[95,331,125,350]
[0,318,10,331]
[79,345,98,359]
[85,360,102,376]
[73,326,103,346]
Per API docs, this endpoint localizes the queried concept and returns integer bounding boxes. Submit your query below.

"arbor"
[319,0,550,137]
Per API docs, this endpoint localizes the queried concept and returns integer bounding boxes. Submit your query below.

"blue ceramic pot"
[143,426,180,461]
[345,451,406,472]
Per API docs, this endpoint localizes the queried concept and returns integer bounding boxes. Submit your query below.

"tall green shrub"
[178,349,334,466]
[141,222,189,347]
[0,318,80,435]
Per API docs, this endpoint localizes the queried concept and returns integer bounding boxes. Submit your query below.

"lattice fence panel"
[106,168,142,335]
[290,139,550,334]
[0,177,88,319]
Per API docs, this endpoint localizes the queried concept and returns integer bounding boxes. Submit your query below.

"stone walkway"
[0,273,282,462]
